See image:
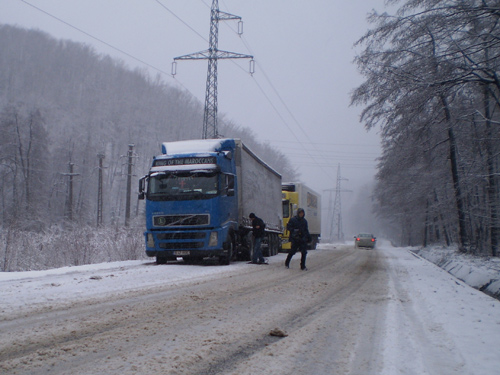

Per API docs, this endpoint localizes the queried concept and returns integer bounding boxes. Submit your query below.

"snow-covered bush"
[0,224,145,271]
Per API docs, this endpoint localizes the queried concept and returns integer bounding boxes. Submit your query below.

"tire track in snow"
[0,249,355,374]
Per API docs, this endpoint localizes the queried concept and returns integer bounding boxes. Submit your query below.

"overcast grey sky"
[2,0,388,204]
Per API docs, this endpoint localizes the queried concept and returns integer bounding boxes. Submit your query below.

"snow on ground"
[0,257,247,316]
[381,244,500,374]
[414,245,500,299]
[323,240,500,374]
[1,241,500,374]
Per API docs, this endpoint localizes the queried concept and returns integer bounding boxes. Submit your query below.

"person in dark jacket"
[285,208,311,270]
[249,213,267,264]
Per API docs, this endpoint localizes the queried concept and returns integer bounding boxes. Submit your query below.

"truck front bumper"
[144,226,233,258]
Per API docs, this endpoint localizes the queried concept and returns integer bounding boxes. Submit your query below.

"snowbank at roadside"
[413,246,500,300]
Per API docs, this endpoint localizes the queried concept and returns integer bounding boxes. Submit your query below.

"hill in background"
[0,24,296,229]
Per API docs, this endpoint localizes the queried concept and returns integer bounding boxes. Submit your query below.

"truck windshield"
[148,171,219,201]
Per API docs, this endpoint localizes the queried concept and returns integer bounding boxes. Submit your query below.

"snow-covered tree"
[352,0,500,255]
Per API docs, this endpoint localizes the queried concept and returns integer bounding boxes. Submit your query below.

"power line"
[154,0,208,42]
[237,39,340,180]
[19,0,198,94]
[250,76,306,146]
[282,150,380,157]
[291,163,377,169]
[264,139,381,148]
[199,0,212,10]
[20,0,171,76]
[238,33,321,145]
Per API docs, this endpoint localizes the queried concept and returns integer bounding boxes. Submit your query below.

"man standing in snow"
[285,208,311,270]
[249,213,267,264]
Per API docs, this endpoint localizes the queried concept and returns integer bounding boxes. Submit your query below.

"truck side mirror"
[138,176,146,200]
[225,174,235,196]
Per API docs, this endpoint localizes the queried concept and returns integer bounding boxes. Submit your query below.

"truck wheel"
[156,256,167,265]
[247,234,254,262]
[219,236,234,265]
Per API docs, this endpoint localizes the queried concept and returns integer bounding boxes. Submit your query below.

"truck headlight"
[208,231,218,247]
[147,233,155,248]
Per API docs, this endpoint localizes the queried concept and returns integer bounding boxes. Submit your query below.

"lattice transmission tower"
[172,0,254,139]
[325,164,351,243]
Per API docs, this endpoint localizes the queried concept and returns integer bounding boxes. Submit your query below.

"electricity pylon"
[324,164,351,243]
[172,0,254,139]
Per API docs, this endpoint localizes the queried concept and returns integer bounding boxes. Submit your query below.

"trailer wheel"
[261,235,269,257]
[268,234,275,256]
[273,234,280,255]
[311,236,318,250]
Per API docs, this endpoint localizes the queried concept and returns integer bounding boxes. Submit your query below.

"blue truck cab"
[138,139,239,265]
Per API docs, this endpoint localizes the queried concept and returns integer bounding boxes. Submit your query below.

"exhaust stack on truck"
[138,138,283,265]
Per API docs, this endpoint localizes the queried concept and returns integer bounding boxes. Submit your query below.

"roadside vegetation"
[352,0,500,255]
[0,25,296,271]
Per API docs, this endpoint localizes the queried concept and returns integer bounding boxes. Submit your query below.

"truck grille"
[159,242,205,249]
[157,232,206,240]
[153,214,209,227]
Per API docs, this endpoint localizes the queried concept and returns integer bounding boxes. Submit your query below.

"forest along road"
[0,245,498,375]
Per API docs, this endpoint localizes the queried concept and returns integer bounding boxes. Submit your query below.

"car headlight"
[208,231,218,247]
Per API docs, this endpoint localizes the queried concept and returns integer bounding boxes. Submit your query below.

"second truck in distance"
[281,182,322,250]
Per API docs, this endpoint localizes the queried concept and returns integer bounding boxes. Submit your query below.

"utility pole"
[325,164,351,243]
[68,162,74,222]
[172,0,254,139]
[63,162,79,222]
[97,153,105,227]
[125,144,135,227]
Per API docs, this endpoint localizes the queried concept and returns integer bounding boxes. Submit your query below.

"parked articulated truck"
[138,138,283,265]
[281,182,321,250]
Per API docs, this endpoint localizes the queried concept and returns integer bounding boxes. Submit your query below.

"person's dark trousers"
[285,241,308,269]
[253,237,265,263]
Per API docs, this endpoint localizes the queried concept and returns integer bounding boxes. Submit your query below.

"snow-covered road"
[1,244,499,374]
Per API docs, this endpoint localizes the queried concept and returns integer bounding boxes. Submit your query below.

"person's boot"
[300,259,306,270]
